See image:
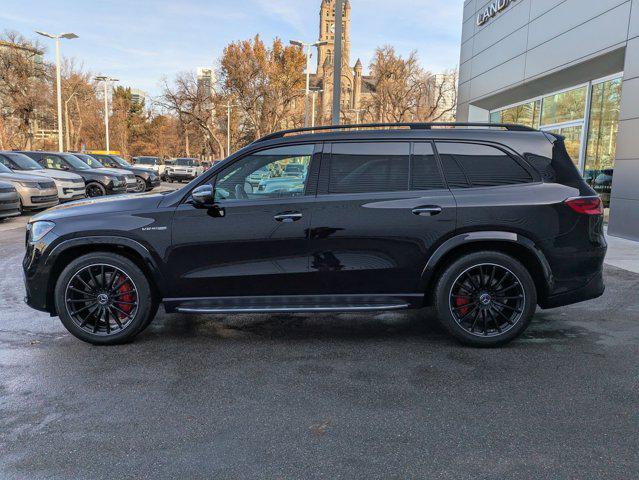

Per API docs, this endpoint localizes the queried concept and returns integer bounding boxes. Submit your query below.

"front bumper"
[167,172,196,181]
[19,187,59,209]
[57,184,86,202]
[0,192,20,218]
[146,176,161,188]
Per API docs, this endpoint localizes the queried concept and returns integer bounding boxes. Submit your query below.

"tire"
[134,177,146,193]
[54,252,157,345]
[86,182,106,197]
[433,251,537,348]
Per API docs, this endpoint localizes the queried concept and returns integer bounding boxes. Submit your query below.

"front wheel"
[54,252,157,345]
[86,182,106,197]
[433,251,537,347]
[134,177,146,193]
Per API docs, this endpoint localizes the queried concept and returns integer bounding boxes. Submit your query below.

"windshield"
[59,153,91,170]
[1,152,43,170]
[74,154,104,169]
[110,155,132,168]
[0,162,12,174]
[136,157,159,165]
[175,158,196,166]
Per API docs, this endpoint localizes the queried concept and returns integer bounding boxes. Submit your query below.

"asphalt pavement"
[0,214,638,479]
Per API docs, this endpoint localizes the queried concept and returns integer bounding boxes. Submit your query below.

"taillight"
[565,196,604,215]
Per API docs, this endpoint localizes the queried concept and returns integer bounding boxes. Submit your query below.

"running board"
[164,294,422,314]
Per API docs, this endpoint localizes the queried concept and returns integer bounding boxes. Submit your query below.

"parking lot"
[0,211,638,479]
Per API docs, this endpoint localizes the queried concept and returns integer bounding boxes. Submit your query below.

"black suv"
[22,123,607,347]
[19,151,127,197]
[90,153,161,192]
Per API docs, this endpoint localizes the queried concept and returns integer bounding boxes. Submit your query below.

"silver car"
[0,181,20,220]
[0,162,58,212]
[0,151,85,202]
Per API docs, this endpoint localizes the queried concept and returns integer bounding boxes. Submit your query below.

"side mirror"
[190,184,215,207]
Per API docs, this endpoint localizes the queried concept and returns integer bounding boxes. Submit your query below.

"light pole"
[349,108,365,125]
[290,40,328,128]
[95,76,119,153]
[35,31,78,152]
[64,91,78,151]
[311,88,323,128]
[332,0,344,126]
[226,101,239,157]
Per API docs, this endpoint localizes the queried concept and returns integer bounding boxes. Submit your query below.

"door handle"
[274,212,303,223]
[412,206,442,217]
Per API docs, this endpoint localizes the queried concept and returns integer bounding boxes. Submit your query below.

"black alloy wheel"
[86,183,106,197]
[134,177,146,192]
[433,251,537,347]
[449,263,525,338]
[55,252,156,345]
[64,264,139,336]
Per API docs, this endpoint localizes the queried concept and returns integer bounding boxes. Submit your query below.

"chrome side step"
[175,303,409,314]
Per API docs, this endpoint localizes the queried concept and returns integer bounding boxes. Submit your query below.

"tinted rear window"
[329,142,409,194]
[410,143,445,190]
[435,142,532,187]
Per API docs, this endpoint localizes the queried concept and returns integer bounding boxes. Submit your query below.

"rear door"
[307,141,456,295]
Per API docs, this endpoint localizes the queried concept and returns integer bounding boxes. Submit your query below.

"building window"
[585,77,622,205]
[491,100,540,128]
[540,86,587,126]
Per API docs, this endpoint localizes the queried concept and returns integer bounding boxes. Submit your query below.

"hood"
[13,169,84,182]
[0,172,54,183]
[31,191,167,222]
[93,167,132,177]
[133,164,155,171]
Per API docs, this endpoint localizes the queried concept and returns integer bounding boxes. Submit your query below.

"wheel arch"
[420,232,553,306]
[45,237,165,314]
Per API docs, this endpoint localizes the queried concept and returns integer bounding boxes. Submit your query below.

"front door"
[168,144,319,298]
[308,141,456,295]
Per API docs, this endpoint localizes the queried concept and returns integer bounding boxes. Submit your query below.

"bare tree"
[0,30,49,149]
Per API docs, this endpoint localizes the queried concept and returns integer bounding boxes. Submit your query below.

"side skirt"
[163,294,425,314]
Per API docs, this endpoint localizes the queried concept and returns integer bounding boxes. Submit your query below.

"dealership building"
[457,0,639,240]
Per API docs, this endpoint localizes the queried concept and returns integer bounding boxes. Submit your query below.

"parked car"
[22,122,607,347]
[71,153,137,193]
[0,161,58,212]
[133,156,165,177]
[257,177,305,195]
[0,151,86,202]
[0,181,21,220]
[19,151,127,198]
[161,159,175,181]
[90,154,161,192]
[165,158,203,182]
[282,163,306,178]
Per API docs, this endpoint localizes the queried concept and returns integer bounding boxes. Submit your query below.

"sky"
[1,0,464,97]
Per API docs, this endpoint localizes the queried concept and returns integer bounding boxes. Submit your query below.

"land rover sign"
[476,0,518,26]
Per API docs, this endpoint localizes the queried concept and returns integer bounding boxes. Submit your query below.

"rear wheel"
[433,251,537,347]
[54,253,157,345]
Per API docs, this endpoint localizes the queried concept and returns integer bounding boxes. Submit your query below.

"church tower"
[317,0,351,76]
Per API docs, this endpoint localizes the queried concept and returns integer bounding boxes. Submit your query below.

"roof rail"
[254,122,537,143]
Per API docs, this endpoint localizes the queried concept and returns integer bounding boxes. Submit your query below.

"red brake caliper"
[115,275,134,319]
[454,294,471,317]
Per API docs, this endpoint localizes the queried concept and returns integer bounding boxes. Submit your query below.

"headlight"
[30,221,55,242]
[18,181,40,188]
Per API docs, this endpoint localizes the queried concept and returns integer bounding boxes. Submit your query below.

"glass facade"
[490,75,623,206]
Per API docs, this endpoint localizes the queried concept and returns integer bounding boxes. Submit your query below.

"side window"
[41,154,64,170]
[411,143,445,190]
[435,142,532,188]
[214,145,314,201]
[329,142,409,194]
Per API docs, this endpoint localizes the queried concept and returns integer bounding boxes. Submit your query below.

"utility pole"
[290,40,328,128]
[332,0,344,126]
[35,31,78,152]
[311,89,323,128]
[95,76,119,153]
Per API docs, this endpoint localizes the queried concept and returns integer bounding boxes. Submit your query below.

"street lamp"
[95,76,119,154]
[35,31,79,152]
[290,40,328,128]
[310,88,323,128]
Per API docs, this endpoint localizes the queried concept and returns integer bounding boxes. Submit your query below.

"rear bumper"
[539,271,605,309]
